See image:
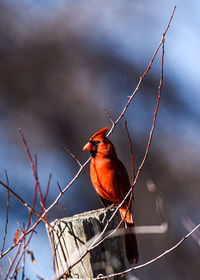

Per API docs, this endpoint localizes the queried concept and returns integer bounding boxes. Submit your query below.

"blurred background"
[0,0,200,279]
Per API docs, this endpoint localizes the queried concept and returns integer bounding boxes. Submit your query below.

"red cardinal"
[83,126,138,264]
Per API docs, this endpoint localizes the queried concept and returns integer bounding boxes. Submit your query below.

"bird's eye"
[90,140,100,146]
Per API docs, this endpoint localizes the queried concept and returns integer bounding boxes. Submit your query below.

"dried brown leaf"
[27,250,36,264]
[14,229,21,244]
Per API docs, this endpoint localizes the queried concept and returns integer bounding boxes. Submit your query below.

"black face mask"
[89,140,100,157]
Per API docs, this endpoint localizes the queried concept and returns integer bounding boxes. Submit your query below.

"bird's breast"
[90,157,122,204]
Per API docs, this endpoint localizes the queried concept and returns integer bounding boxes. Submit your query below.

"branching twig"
[56,7,175,278]
[104,109,115,126]
[0,180,54,231]
[3,244,22,280]
[9,229,34,279]
[106,5,176,138]
[57,182,62,194]
[64,146,82,167]
[134,38,165,188]
[94,222,200,279]
[19,130,45,212]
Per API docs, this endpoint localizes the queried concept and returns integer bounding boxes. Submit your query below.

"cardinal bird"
[83,127,138,264]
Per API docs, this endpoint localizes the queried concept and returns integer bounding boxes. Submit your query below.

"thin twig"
[0,180,54,231]
[124,121,135,208]
[1,171,10,255]
[125,121,135,186]
[57,182,62,194]
[0,174,70,259]
[33,153,45,209]
[19,130,51,225]
[20,132,56,278]
[94,222,200,279]
[182,216,200,245]
[64,146,82,167]
[106,5,176,138]
[19,130,46,214]
[134,38,165,186]
[25,180,37,232]
[22,223,26,280]
[43,173,52,206]
[10,229,34,279]
[104,109,114,126]
[3,244,22,280]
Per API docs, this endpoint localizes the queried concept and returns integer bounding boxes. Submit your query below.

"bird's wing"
[116,159,131,200]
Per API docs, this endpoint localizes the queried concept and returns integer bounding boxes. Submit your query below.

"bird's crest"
[90,127,110,141]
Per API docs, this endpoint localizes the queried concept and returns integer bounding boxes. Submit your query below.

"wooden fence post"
[47,207,130,279]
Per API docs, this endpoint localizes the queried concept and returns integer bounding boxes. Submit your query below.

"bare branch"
[125,121,135,186]
[19,130,47,215]
[22,224,26,280]
[43,173,52,205]
[134,39,164,187]
[2,148,106,272]
[0,180,54,231]
[94,222,200,279]
[57,203,66,210]
[1,171,10,255]
[9,227,35,279]
[104,109,115,126]
[57,182,62,194]
[25,179,37,232]
[32,153,45,212]
[64,146,82,167]
[3,244,22,280]
[182,217,200,245]
[106,5,176,138]
[19,129,35,176]
[19,130,53,227]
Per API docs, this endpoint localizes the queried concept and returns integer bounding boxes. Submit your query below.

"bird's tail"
[120,207,138,264]
[124,222,138,264]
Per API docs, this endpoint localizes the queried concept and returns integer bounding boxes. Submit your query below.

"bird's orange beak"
[83,142,95,151]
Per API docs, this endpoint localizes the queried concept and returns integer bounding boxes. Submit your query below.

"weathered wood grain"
[47,207,129,279]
